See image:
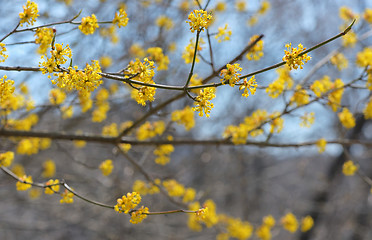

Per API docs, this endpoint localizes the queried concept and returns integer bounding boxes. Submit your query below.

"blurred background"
[0,0,372,239]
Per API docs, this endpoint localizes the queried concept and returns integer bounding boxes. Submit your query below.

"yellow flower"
[171,106,195,130]
[29,188,41,199]
[132,179,160,195]
[239,76,257,97]
[235,0,247,12]
[281,213,298,233]
[186,10,213,33]
[130,206,149,224]
[162,179,185,197]
[215,24,232,43]
[301,216,314,232]
[330,53,348,70]
[44,179,60,195]
[316,138,327,153]
[0,43,8,62]
[364,8,372,24]
[19,0,39,27]
[266,67,293,98]
[342,30,357,48]
[339,6,357,22]
[156,15,173,30]
[338,107,355,129]
[49,88,66,105]
[182,37,205,64]
[182,187,196,203]
[114,192,142,213]
[290,85,309,107]
[356,47,372,68]
[0,75,15,102]
[136,121,165,140]
[11,164,25,177]
[16,175,33,191]
[192,87,216,117]
[42,159,56,178]
[79,14,99,35]
[100,56,112,68]
[258,1,270,15]
[246,35,264,61]
[0,151,14,167]
[146,47,169,71]
[220,63,242,87]
[153,140,174,165]
[263,215,276,228]
[129,44,146,58]
[283,43,311,70]
[363,97,372,119]
[60,189,74,204]
[256,225,272,240]
[342,160,358,176]
[227,218,253,239]
[300,112,315,128]
[113,9,129,28]
[102,123,118,137]
[17,138,40,155]
[215,2,226,12]
[34,27,54,54]
[61,106,73,119]
[99,159,114,176]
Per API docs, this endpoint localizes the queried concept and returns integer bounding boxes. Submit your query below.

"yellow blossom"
[342,160,358,176]
[310,76,344,111]
[192,87,216,117]
[60,189,74,204]
[246,35,264,61]
[29,188,41,199]
[17,138,40,155]
[0,75,15,102]
[186,10,213,33]
[114,192,142,213]
[16,175,33,191]
[19,0,39,27]
[136,120,165,140]
[130,206,149,224]
[79,14,99,35]
[0,43,8,62]
[100,56,112,68]
[330,53,348,70]
[258,1,270,15]
[146,47,169,70]
[156,15,173,30]
[113,9,129,28]
[239,76,257,97]
[364,8,372,24]
[339,6,357,22]
[102,123,118,137]
[338,107,355,129]
[342,31,357,48]
[189,74,203,93]
[283,43,311,70]
[132,179,160,195]
[42,159,56,178]
[235,0,247,12]
[99,159,114,176]
[49,88,66,105]
[61,106,73,119]
[215,24,232,43]
[182,37,205,64]
[129,44,146,58]
[215,2,226,12]
[227,218,253,240]
[301,216,314,232]
[0,151,14,167]
[266,66,293,98]
[163,179,185,197]
[300,112,315,128]
[363,97,372,119]
[269,112,284,134]
[154,139,174,165]
[220,63,242,87]
[263,215,276,228]
[11,164,25,177]
[316,138,327,153]
[256,225,272,240]
[171,106,195,130]
[183,187,196,203]
[290,85,309,106]
[281,213,298,233]
[356,47,372,68]
[34,27,54,54]
[44,179,60,195]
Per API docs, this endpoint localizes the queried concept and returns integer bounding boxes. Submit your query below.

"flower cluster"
[102,123,118,137]
[49,88,66,105]
[132,179,160,195]
[342,160,358,176]
[19,0,39,27]
[220,63,242,87]
[153,136,174,165]
[42,159,56,178]
[92,88,109,122]
[182,37,205,64]
[338,107,356,129]
[40,43,72,75]
[171,106,195,130]
[188,200,219,231]
[364,97,372,119]
[186,10,213,33]
[126,58,156,106]
[113,9,129,28]
[311,76,344,111]
[156,15,173,30]
[300,112,315,128]
[130,206,149,224]
[44,179,60,195]
[99,159,114,176]
[316,138,327,153]
[16,175,33,191]
[0,151,14,167]
[266,67,293,98]
[330,52,348,70]
[256,215,275,240]
[215,24,232,43]
[0,75,15,102]
[146,47,169,71]
[60,189,74,204]
[34,27,54,54]
[192,87,216,117]
[239,76,257,97]
[282,43,311,70]
[114,192,142,214]
[356,47,372,68]
[0,43,8,62]
[79,14,99,35]
[290,85,310,107]
[246,35,264,61]
[136,120,165,140]
[162,179,185,197]
[281,213,298,232]
[342,30,357,48]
